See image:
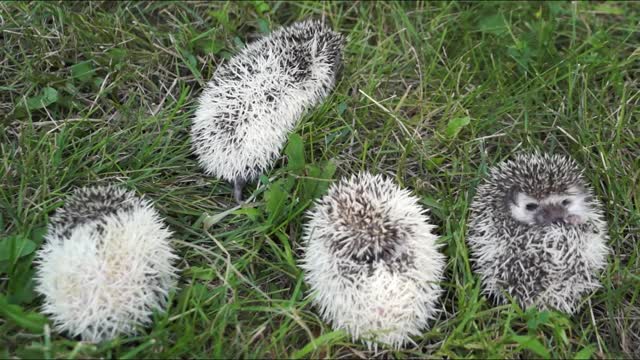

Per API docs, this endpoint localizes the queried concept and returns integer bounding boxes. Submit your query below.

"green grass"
[1,1,639,358]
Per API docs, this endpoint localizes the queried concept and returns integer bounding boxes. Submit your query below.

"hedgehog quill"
[191,19,344,202]
[35,186,178,342]
[466,153,609,313]
[300,172,445,350]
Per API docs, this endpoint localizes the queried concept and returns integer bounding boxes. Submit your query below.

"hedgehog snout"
[535,204,567,225]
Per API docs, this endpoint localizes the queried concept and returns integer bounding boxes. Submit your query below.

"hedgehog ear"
[567,184,585,194]
[506,186,520,205]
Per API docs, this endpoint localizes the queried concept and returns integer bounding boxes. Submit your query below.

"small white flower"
[466,152,609,313]
[191,19,344,201]
[35,186,179,342]
[300,172,445,350]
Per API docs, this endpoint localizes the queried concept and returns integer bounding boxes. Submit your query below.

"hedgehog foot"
[233,177,246,203]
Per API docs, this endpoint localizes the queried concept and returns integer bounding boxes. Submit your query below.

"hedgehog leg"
[233,177,246,203]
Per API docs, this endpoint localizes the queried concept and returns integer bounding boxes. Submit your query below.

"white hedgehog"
[34,186,178,342]
[191,19,344,202]
[466,152,609,314]
[300,172,445,350]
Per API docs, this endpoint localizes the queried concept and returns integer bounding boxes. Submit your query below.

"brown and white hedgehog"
[191,19,344,202]
[466,152,609,313]
[300,172,445,350]
[35,185,178,342]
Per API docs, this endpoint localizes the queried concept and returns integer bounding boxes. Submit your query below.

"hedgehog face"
[508,185,589,226]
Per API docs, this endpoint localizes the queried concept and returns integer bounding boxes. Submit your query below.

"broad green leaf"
[574,345,596,360]
[186,283,216,303]
[292,330,346,359]
[512,335,551,359]
[233,36,245,49]
[186,266,215,281]
[259,175,270,185]
[202,39,225,54]
[120,339,158,360]
[507,40,534,71]
[264,178,290,221]
[336,101,347,115]
[0,236,36,262]
[445,116,471,138]
[425,156,445,172]
[256,18,270,34]
[93,77,105,89]
[301,160,337,204]
[313,160,337,197]
[233,207,262,221]
[24,87,58,110]
[593,4,623,15]
[285,133,305,173]
[108,48,127,62]
[210,9,229,28]
[479,14,509,35]
[420,196,443,212]
[0,294,47,333]
[526,309,550,331]
[203,204,242,230]
[70,61,95,82]
[8,263,36,305]
[180,48,197,69]
[252,1,270,14]
[547,2,563,15]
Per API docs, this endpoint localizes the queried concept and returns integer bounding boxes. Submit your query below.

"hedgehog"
[466,152,609,314]
[34,185,178,342]
[191,19,344,202]
[300,172,445,350]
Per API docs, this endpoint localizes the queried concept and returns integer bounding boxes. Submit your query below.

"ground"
[1,1,639,358]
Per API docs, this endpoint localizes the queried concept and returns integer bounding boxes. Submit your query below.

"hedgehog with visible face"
[191,19,344,202]
[35,186,178,342]
[466,153,609,313]
[300,172,445,350]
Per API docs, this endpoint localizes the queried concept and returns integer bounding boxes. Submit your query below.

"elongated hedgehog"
[466,152,609,313]
[35,186,178,342]
[191,19,344,202]
[300,172,445,350]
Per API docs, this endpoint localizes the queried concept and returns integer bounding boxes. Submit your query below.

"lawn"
[1,1,639,358]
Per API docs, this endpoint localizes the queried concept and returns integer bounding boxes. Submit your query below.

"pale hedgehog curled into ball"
[466,152,609,314]
[35,186,178,342]
[191,19,344,202]
[300,172,445,350]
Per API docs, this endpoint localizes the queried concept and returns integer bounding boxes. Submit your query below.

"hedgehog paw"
[233,177,246,203]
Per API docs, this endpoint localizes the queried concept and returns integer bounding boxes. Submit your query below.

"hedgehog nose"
[543,205,566,225]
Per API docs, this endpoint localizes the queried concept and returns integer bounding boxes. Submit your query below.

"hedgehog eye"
[525,203,538,211]
[562,199,571,206]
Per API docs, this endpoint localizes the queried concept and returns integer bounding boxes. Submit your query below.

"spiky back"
[35,185,178,342]
[466,153,609,313]
[48,186,137,239]
[301,173,445,349]
[191,19,344,183]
